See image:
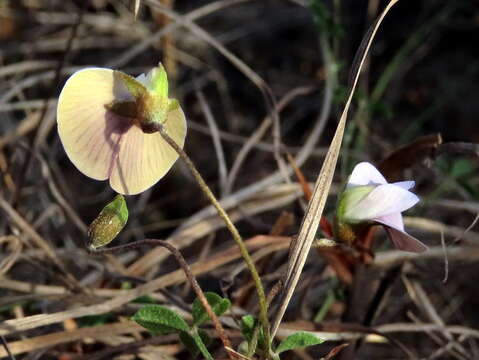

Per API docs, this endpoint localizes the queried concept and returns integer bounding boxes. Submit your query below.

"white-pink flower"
[340,162,428,253]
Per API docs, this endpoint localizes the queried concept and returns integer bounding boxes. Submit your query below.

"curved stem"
[89,239,234,359]
[158,125,272,353]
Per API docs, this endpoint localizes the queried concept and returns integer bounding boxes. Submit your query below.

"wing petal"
[344,183,419,221]
[392,181,415,190]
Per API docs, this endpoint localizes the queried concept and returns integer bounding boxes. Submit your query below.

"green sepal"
[336,185,374,223]
[168,98,180,112]
[87,194,128,250]
[240,315,267,354]
[114,65,173,134]
[115,71,148,98]
[149,64,169,98]
[240,315,256,342]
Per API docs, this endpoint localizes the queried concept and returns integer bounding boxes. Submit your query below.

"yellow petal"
[57,68,133,180]
[109,106,187,195]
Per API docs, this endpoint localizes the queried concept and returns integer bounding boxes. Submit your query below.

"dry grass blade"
[270,0,401,337]
[196,88,229,196]
[0,321,144,357]
[403,278,470,358]
[143,0,284,184]
[225,86,315,195]
[109,0,252,68]
[323,343,350,360]
[143,0,275,108]
[92,238,234,358]
[0,235,289,336]
[134,0,141,19]
[0,236,22,276]
[127,182,302,276]
[374,245,479,267]
[175,41,335,239]
[0,196,80,289]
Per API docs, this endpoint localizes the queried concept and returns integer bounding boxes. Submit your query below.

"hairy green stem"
[88,239,233,359]
[158,125,272,354]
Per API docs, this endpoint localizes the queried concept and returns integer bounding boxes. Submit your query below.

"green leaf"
[132,305,190,335]
[275,332,324,354]
[179,330,213,360]
[192,292,231,326]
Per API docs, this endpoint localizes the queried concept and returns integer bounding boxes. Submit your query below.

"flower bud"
[88,194,128,250]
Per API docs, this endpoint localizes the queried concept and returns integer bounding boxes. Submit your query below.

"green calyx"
[148,64,169,98]
[88,194,128,250]
[334,185,375,244]
[336,185,375,224]
[111,64,176,134]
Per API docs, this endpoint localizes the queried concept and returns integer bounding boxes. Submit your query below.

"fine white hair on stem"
[175,28,337,232]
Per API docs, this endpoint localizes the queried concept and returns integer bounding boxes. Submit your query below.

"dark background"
[1,0,479,359]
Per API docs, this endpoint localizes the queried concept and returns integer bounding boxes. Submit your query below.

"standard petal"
[347,162,387,188]
[392,181,415,190]
[57,68,133,180]
[164,104,187,151]
[383,226,428,253]
[109,106,187,195]
[344,183,419,221]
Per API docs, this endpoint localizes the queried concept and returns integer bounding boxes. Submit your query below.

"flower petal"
[135,73,147,86]
[57,68,133,180]
[344,183,419,221]
[109,106,187,195]
[374,212,404,231]
[374,213,427,252]
[392,181,415,190]
[347,162,387,187]
[384,226,428,252]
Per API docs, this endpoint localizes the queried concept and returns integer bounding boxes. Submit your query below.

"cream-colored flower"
[57,65,186,195]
